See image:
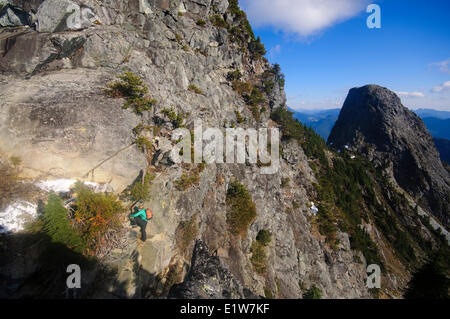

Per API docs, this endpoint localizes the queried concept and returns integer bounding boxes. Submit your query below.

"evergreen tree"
[43,192,85,253]
[404,251,449,299]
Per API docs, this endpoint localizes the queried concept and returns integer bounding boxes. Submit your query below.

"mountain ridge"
[328,84,450,229]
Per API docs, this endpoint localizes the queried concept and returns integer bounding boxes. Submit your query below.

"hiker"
[130,204,152,241]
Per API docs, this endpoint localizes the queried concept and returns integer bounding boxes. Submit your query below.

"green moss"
[226,180,257,236]
[196,19,206,27]
[188,84,204,95]
[303,285,322,299]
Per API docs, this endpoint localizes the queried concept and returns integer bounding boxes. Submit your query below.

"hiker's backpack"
[146,209,152,220]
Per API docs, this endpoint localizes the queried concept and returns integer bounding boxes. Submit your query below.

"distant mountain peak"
[328,84,450,228]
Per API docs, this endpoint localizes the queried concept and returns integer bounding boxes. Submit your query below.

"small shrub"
[106,72,157,115]
[232,80,252,95]
[303,285,322,299]
[132,123,151,136]
[227,69,242,82]
[263,80,274,95]
[106,72,147,98]
[175,33,182,44]
[188,84,204,95]
[175,171,200,191]
[247,87,266,106]
[317,204,339,248]
[293,201,300,209]
[195,48,208,56]
[73,182,124,255]
[250,240,267,274]
[251,106,261,122]
[178,12,184,16]
[272,63,285,87]
[176,213,198,252]
[235,110,245,124]
[281,178,290,188]
[210,14,229,28]
[134,136,153,153]
[270,107,305,140]
[256,229,272,246]
[196,19,206,27]
[161,107,185,128]
[129,171,154,202]
[264,287,274,299]
[228,0,244,18]
[226,180,257,236]
[248,36,266,59]
[404,250,450,299]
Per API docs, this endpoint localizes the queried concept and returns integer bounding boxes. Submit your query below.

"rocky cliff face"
[328,85,450,229]
[2,1,436,300]
[168,240,259,298]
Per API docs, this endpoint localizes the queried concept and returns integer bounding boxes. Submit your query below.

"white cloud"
[432,81,450,93]
[431,58,450,74]
[268,44,281,59]
[240,0,371,37]
[395,91,425,98]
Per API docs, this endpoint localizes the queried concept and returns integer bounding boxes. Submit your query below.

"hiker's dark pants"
[134,217,147,241]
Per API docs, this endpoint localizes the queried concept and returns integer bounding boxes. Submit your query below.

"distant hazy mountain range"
[291,107,450,163]
[290,108,341,140]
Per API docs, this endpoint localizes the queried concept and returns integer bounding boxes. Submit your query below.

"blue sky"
[240,0,450,111]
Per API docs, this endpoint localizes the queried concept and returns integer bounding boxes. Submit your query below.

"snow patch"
[0,201,38,234]
[35,179,110,193]
[36,179,78,193]
[310,202,318,216]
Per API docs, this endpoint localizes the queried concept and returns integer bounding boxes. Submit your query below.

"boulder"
[0,4,29,27]
[36,0,98,33]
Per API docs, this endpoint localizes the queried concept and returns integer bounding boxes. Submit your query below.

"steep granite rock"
[0,0,382,299]
[168,240,259,299]
[328,84,450,228]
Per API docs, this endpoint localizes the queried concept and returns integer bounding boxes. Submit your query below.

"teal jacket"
[130,207,150,222]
